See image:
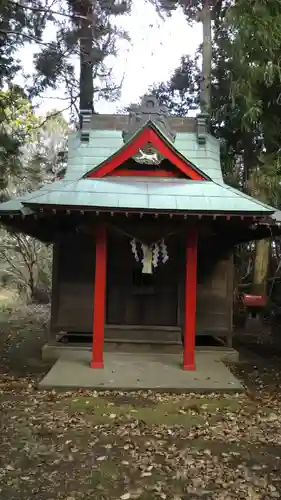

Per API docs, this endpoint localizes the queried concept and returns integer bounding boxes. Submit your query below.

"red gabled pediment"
[85,123,209,181]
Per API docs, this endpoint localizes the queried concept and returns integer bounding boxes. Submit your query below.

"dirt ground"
[1,295,281,499]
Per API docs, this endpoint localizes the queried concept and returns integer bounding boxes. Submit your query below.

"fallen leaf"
[120,493,131,500]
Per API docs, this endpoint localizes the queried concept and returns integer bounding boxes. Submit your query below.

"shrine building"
[0,95,279,370]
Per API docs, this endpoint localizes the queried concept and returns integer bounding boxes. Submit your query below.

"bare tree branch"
[7,0,89,21]
[0,28,53,47]
[0,249,27,284]
[32,97,79,129]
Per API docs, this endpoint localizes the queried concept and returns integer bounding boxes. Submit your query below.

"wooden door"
[106,231,180,327]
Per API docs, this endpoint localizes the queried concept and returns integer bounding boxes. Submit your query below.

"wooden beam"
[90,223,107,368]
[50,243,60,340]
[183,227,198,370]
[107,169,179,177]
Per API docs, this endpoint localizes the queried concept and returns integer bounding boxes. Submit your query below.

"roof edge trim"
[83,120,212,181]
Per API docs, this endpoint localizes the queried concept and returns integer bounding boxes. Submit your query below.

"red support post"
[90,223,107,368]
[183,227,198,370]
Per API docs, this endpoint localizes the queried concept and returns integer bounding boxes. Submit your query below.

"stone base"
[39,351,243,392]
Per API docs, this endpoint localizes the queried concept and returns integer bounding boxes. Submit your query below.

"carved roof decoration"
[122,94,176,144]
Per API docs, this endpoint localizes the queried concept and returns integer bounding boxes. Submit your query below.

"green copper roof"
[0,117,275,219]
[0,199,34,215]
[0,177,273,215]
[65,128,222,182]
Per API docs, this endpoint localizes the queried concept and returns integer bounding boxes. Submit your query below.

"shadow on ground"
[0,303,52,378]
[1,303,281,499]
[1,303,281,396]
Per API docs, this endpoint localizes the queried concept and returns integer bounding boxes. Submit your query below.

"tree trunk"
[69,0,95,112]
[242,132,256,188]
[200,0,212,113]
[80,1,94,112]
[249,180,271,297]
[252,239,270,296]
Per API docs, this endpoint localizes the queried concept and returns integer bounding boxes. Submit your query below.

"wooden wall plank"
[52,228,233,340]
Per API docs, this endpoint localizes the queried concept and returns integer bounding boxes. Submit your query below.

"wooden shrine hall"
[0,95,279,370]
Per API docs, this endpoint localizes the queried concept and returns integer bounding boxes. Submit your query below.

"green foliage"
[0,0,133,302]
[0,0,132,111]
[151,0,281,205]
[228,0,281,134]
[0,87,38,139]
[225,0,281,203]
[149,0,199,20]
[0,0,48,86]
[23,110,69,189]
[0,102,67,302]
[0,84,69,199]
[30,0,132,105]
[151,55,200,115]
[247,152,281,206]
[0,87,39,200]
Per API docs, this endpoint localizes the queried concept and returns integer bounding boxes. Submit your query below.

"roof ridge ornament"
[122,94,176,144]
[80,109,92,142]
[196,112,209,145]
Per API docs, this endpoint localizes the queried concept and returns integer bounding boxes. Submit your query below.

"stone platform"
[39,350,243,392]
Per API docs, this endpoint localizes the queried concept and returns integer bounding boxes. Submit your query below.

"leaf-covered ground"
[1,301,281,499]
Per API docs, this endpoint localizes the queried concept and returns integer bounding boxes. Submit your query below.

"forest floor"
[1,291,281,500]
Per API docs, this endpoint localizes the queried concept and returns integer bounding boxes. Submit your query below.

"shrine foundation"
[39,350,242,392]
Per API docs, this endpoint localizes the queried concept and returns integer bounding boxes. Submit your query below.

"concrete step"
[42,343,238,363]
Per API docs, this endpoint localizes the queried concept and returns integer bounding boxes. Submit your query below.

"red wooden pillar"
[183,227,198,370]
[90,223,107,368]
